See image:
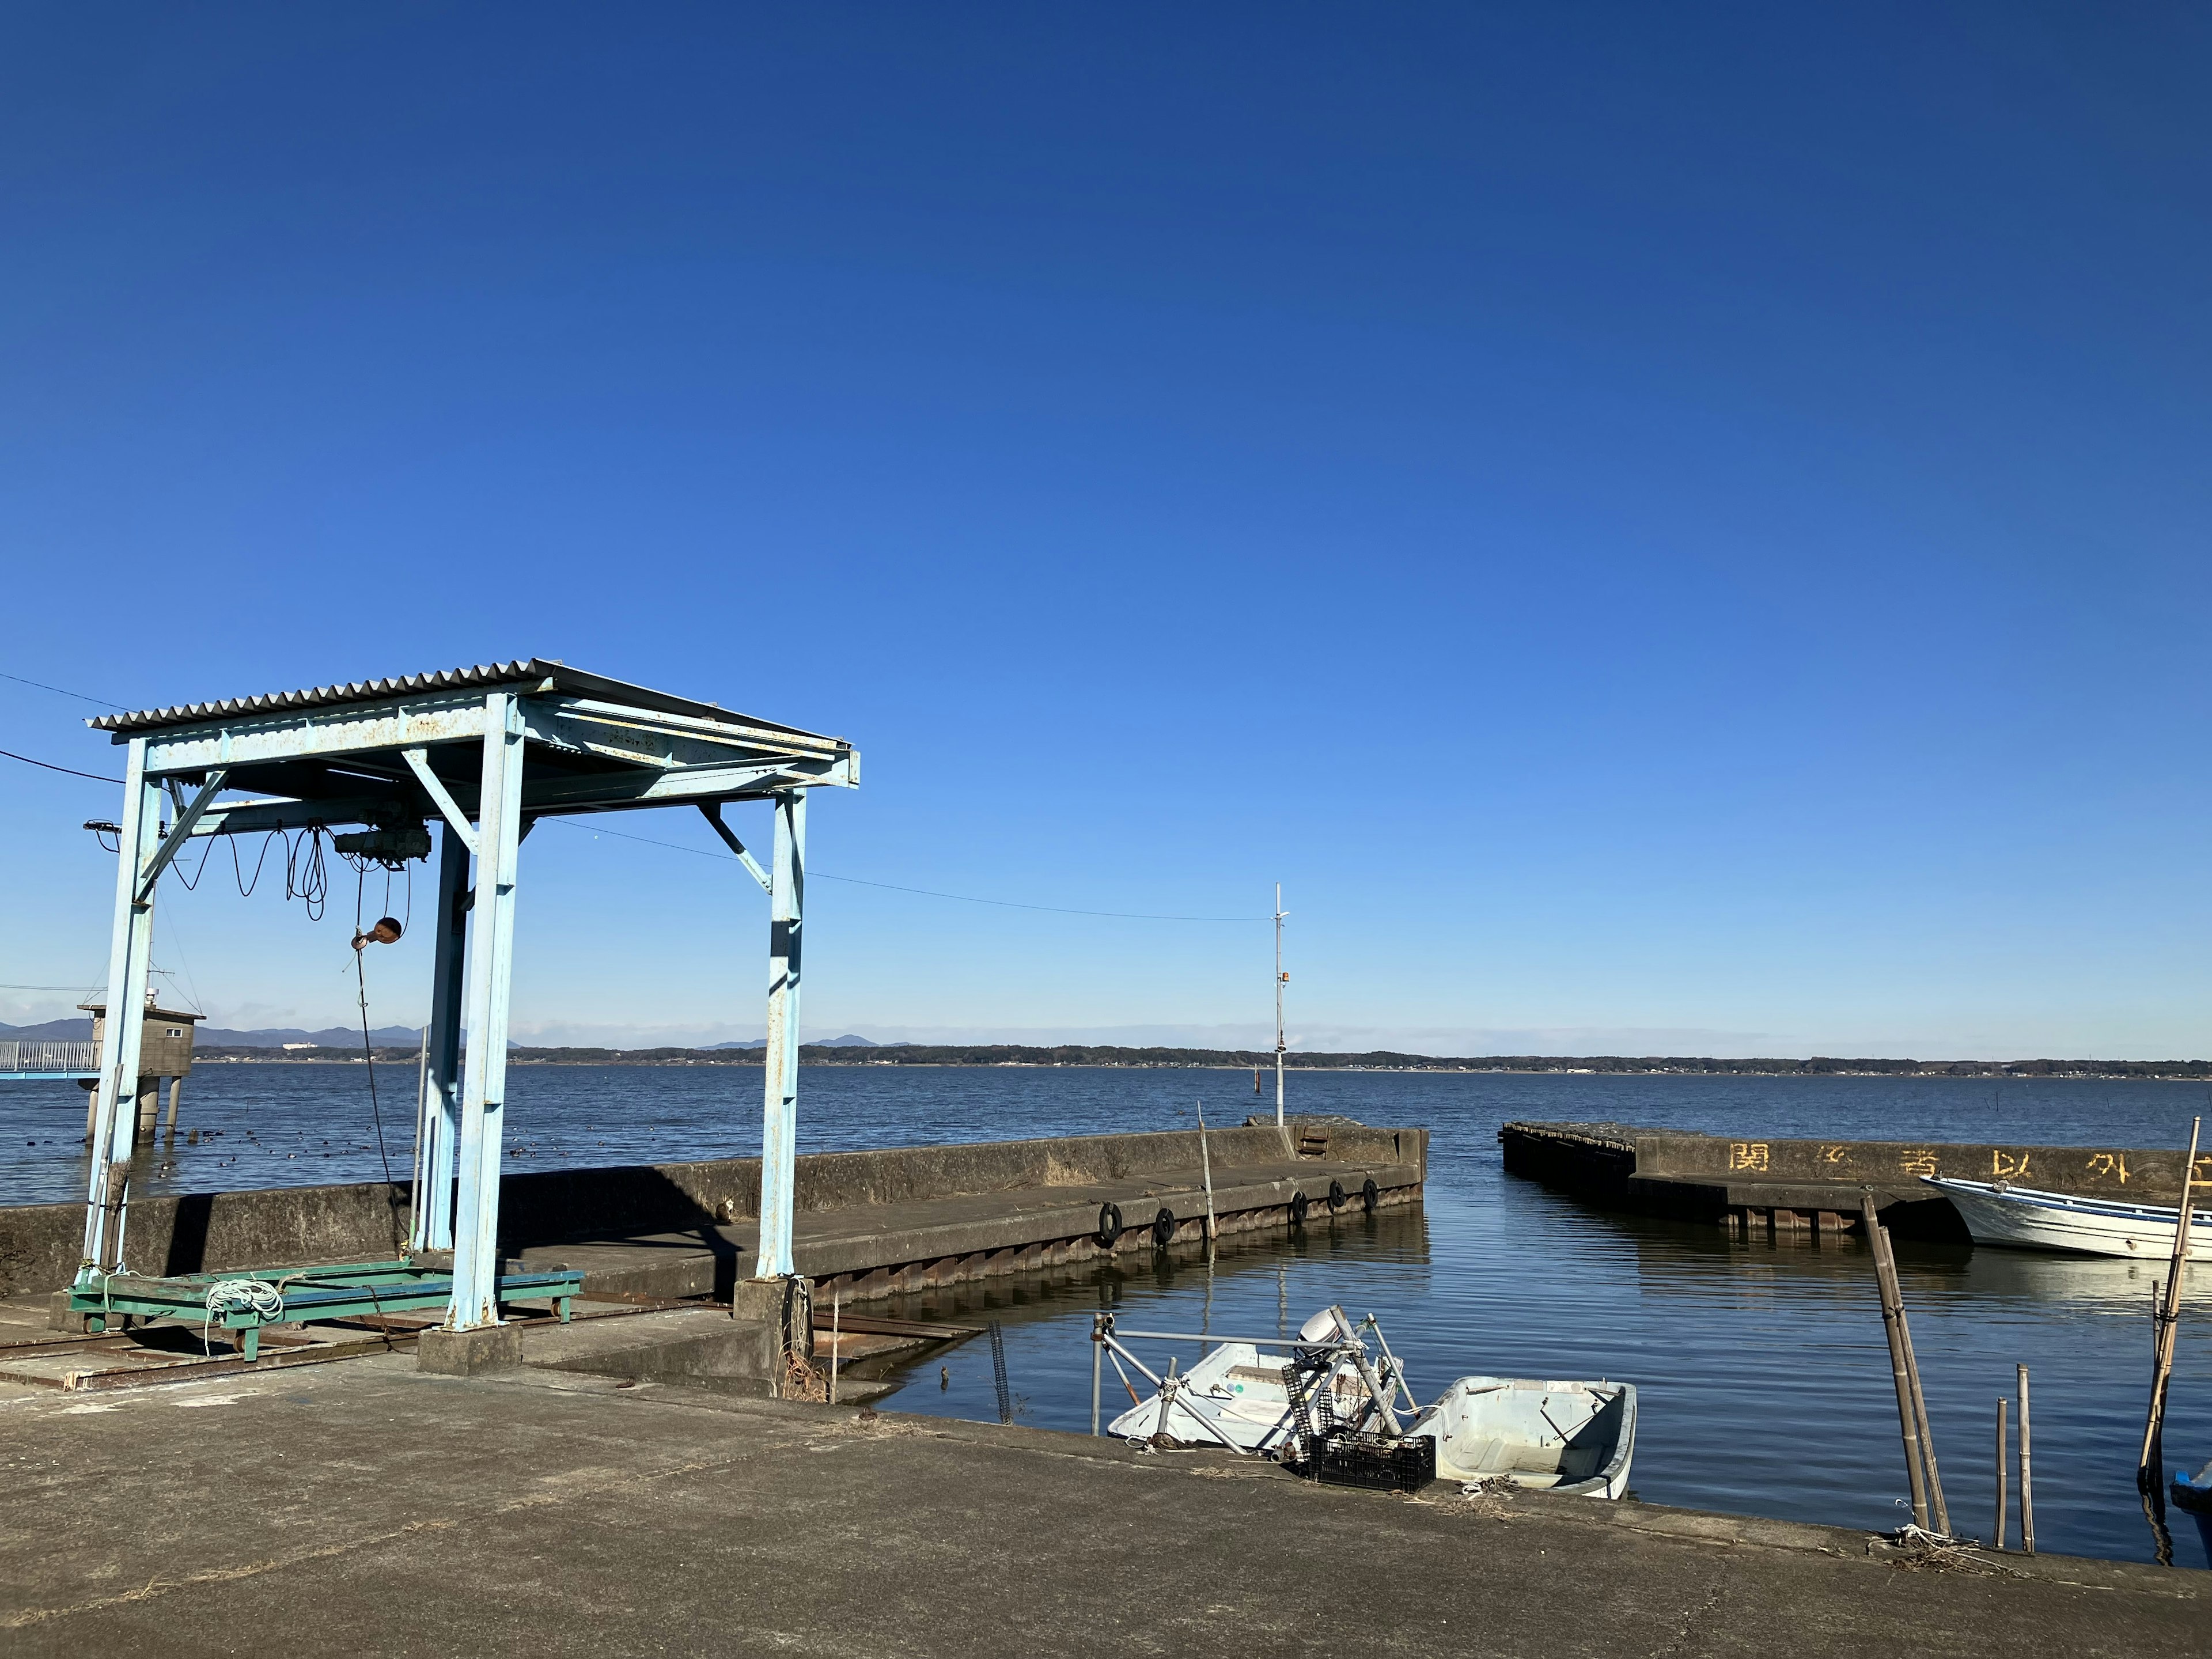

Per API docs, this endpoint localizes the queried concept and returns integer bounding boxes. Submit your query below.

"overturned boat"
[1926,1177,2212,1262]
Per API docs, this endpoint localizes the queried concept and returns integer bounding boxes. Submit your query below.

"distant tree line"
[189,1042,2211,1078]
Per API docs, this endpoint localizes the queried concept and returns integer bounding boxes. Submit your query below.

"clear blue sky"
[3,6,2207,1057]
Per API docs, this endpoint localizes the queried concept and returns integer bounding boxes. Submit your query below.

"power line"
[0,747,122,783]
[0,669,126,708]
[5,670,1271,925]
[543,816,1269,922]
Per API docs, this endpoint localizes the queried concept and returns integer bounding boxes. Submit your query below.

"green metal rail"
[70,1260,585,1361]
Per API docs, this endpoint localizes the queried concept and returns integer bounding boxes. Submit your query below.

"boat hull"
[1404,1376,1637,1499]
[1926,1178,2212,1262]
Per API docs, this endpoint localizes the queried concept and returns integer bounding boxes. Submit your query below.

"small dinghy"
[1403,1376,1637,1498]
[1104,1309,1395,1454]
[1926,1177,2212,1262]
[1100,1306,1635,1499]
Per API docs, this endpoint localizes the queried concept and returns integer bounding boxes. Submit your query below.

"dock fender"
[1152,1207,1176,1247]
[1096,1202,1123,1248]
[1328,1179,1346,1211]
[1361,1177,1378,1215]
[1289,1191,1309,1228]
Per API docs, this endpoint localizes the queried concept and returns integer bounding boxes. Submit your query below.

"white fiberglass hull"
[1404,1376,1636,1499]
[1105,1343,1372,1453]
[1926,1178,2212,1262]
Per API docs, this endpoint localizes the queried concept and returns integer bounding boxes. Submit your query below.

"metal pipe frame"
[77,668,854,1315]
[411,819,471,1252]
[77,739,162,1282]
[754,790,805,1280]
[448,693,526,1328]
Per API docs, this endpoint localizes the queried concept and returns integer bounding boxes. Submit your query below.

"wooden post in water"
[1994,1398,2009,1551]
[1196,1099,1217,1244]
[1896,1274,1950,1535]
[2137,1115,2202,1493]
[1862,1192,1931,1529]
[2018,1363,2035,1554]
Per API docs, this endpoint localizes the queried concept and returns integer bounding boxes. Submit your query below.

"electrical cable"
[0,668,126,707]
[538,816,1270,923]
[351,877,397,1190]
[0,747,121,783]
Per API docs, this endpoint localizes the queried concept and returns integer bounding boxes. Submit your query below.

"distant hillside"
[0,1018,422,1048]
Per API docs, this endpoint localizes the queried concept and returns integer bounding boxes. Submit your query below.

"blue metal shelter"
[75,661,858,1331]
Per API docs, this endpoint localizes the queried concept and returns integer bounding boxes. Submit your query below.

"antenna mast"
[1273,882,1287,1128]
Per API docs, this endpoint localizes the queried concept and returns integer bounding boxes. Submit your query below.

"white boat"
[1104,1338,1372,1453]
[1103,1307,1635,1499]
[1402,1376,1637,1498]
[1926,1177,2212,1262]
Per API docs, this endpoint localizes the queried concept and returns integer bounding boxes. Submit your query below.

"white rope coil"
[202,1278,286,1354]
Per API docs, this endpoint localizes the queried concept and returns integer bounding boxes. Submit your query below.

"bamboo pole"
[1895,1270,1950,1535]
[1994,1398,2008,1551]
[1195,1099,1217,1244]
[829,1294,840,1407]
[1862,1194,1931,1529]
[2137,1115,2202,1491]
[2018,1363,2035,1554]
[1892,1245,1950,1531]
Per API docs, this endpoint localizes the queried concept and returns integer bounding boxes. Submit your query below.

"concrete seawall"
[1500,1119,2204,1236]
[0,1120,1425,1298]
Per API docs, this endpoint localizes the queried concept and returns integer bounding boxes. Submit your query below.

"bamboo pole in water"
[1195,1100,1217,1244]
[2137,1115,2202,1491]
[1994,1398,2009,1551]
[2018,1364,2036,1554]
[1862,1193,1931,1530]
[1889,1225,1950,1535]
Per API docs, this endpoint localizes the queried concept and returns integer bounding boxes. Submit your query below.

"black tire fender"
[1289,1190,1309,1227]
[1152,1207,1176,1247]
[1328,1178,1346,1211]
[1097,1202,1123,1247]
[1362,1176,1379,1215]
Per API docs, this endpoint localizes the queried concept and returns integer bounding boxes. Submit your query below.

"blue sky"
[3,6,2207,1056]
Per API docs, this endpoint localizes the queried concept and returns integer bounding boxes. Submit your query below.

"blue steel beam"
[755,789,806,1280]
[131,769,229,900]
[448,692,526,1328]
[412,819,471,1253]
[78,740,162,1282]
[698,802,774,893]
[403,747,478,857]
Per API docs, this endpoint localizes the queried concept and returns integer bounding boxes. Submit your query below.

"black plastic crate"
[1306,1431,1435,1494]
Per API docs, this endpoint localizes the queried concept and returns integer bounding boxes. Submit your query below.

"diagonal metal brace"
[404,748,479,857]
[698,802,772,892]
[135,769,228,901]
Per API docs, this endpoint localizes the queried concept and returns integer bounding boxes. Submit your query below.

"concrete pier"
[0,1123,1421,1391]
[1500,1120,2206,1237]
[1,1344,2200,1657]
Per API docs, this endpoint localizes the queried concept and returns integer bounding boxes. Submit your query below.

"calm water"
[5,1064,2209,1566]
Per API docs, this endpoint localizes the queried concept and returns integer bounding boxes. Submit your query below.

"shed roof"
[89,660,838,744]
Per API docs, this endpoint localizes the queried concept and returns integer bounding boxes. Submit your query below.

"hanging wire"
[351,869,396,1188]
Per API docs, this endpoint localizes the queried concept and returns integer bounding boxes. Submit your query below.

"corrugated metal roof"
[87,660,842,746]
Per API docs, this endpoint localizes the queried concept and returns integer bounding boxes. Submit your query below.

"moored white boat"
[1926,1177,2212,1262]
[1403,1376,1637,1498]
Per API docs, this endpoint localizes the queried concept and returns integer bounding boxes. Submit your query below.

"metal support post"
[448,695,525,1328]
[413,818,471,1252]
[1272,883,1287,1131]
[78,738,162,1283]
[755,789,806,1280]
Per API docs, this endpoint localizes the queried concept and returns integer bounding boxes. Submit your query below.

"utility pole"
[1273,883,1288,1129]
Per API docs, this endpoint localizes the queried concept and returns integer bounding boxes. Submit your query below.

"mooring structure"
[73,660,857,1337]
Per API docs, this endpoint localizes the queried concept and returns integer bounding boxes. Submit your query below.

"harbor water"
[5,1063,2209,1566]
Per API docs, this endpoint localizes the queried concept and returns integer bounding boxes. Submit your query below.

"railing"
[0,1040,99,1073]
